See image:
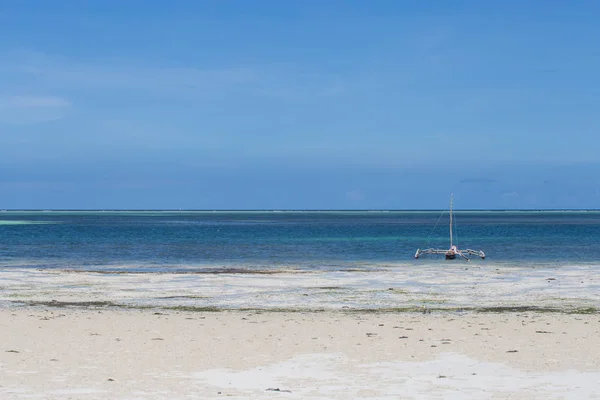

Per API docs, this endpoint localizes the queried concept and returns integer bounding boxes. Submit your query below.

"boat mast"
[449,194,453,247]
[415,193,485,260]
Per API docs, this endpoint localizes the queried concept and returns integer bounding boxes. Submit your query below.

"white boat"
[414,194,485,261]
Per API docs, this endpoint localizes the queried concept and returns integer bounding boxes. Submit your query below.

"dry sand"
[2,307,600,399]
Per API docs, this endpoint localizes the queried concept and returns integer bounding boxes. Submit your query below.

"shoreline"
[2,264,599,312]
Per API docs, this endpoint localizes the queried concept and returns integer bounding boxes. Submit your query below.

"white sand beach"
[1,308,600,399]
[1,265,600,399]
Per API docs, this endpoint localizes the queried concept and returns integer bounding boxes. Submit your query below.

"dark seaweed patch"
[59,268,304,275]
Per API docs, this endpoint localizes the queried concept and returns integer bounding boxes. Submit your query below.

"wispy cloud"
[26,63,255,92]
[459,178,497,184]
[4,38,490,112]
[0,95,71,124]
[2,50,350,102]
[3,95,70,108]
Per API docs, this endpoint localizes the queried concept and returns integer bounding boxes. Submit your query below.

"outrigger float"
[415,194,485,261]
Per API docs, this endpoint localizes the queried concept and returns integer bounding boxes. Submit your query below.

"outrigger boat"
[415,194,485,261]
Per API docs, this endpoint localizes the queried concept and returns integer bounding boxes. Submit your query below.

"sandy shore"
[1,307,600,399]
[2,264,600,311]
[2,265,599,398]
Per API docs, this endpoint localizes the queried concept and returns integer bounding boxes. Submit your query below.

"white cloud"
[3,95,70,108]
[0,95,71,124]
[7,50,257,94]
[29,64,255,92]
[2,50,347,101]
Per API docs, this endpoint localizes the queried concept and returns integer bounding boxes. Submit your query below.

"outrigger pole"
[414,194,485,261]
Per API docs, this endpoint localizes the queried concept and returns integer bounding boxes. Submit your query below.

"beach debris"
[151,338,164,340]
[108,378,115,381]
[50,358,58,361]
[266,388,292,393]
[5,349,19,353]
[506,350,518,353]
[398,336,409,339]
[366,332,377,337]
[437,374,447,379]
[535,330,552,334]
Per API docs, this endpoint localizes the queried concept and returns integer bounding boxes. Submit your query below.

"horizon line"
[2,208,600,212]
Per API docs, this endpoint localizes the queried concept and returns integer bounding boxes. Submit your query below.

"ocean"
[1,210,599,272]
[2,210,600,310]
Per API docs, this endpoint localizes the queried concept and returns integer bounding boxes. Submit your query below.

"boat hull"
[445,253,456,260]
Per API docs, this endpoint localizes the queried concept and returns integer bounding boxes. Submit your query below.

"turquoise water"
[1,211,599,272]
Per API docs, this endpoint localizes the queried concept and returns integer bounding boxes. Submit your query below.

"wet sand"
[1,263,600,311]
[1,308,599,399]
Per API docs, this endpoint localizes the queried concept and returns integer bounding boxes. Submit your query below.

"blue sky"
[1,1,599,209]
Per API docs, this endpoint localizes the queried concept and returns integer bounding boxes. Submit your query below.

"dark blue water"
[1,211,599,272]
